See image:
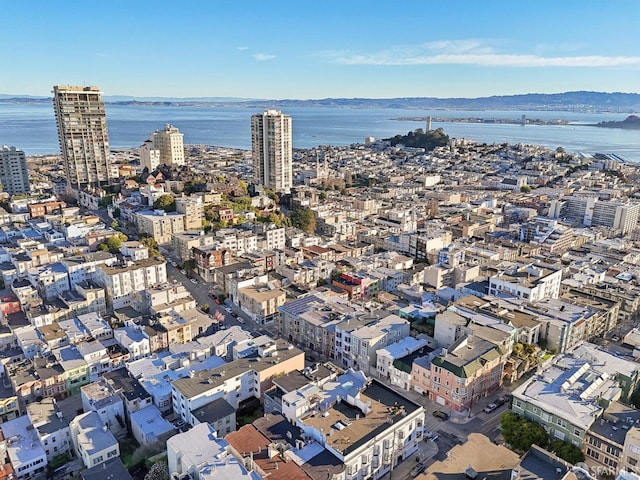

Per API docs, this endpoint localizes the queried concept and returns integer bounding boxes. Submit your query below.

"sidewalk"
[449,409,475,425]
[389,439,439,480]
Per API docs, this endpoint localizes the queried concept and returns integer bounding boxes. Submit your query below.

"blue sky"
[3,0,639,99]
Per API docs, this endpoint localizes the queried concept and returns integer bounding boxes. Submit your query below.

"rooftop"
[423,433,519,480]
[191,397,236,425]
[300,379,421,456]
[589,401,640,447]
[226,423,311,480]
[173,341,303,399]
[26,398,69,435]
[0,414,46,469]
[81,457,133,480]
[71,411,118,456]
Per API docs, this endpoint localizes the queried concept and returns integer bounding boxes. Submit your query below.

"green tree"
[112,207,121,218]
[201,303,210,313]
[144,461,169,480]
[140,235,162,257]
[520,185,532,193]
[99,195,114,207]
[500,412,548,452]
[97,236,122,254]
[290,208,316,234]
[550,440,585,464]
[182,260,196,271]
[152,194,176,212]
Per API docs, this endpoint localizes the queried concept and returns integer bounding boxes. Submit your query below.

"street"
[164,259,262,334]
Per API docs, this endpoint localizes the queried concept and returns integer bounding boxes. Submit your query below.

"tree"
[550,440,585,464]
[201,303,210,313]
[112,207,121,218]
[97,236,122,254]
[152,194,176,212]
[520,185,532,193]
[500,412,548,452]
[144,461,169,480]
[290,208,316,234]
[140,235,162,258]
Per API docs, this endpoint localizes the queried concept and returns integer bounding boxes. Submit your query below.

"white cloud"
[237,46,249,51]
[322,40,640,68]
[252,53,276,61]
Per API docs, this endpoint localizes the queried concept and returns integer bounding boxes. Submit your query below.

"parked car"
[425,431,439,441]
[236,317,246,324]
[225,307,233,313]
[411,463,426,477]
[483,403,498,414]
[180,270,187,275]
[495,396,507,406]
[432,410,449,420]
[190,278,197,284]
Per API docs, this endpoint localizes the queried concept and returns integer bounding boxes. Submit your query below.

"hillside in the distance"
[1,91,639,112]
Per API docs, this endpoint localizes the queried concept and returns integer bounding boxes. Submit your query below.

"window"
[628,457,637,467]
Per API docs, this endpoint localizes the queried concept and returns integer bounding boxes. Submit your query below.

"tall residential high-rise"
[52,85,112,190]
[0,146,30,195]
[251,110,292,193]
[151,124,185,166]
[139,140,161,172]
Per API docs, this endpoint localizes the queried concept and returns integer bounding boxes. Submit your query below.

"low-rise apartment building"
[95,257,167,309]
[511,342,640,447]
[171,339,304,425]
[412,336,508,412]
[135,209,185,245]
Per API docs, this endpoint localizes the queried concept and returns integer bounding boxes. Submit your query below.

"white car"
[225,307,232,313]
[190,278,197,284]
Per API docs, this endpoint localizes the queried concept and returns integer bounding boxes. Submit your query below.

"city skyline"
[2,0,639,99]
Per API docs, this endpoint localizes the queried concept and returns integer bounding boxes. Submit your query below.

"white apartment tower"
[251,110,292,193]
[0,145,30,194]
[151,124,185,166]
[139,139,161,172]
[53,85,112,189]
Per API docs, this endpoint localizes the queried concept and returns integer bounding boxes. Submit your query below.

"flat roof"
[1,414,46,469]
[130,405,176,440]
[423,433,519,480]
[173,342,303,399]
[81,457,133,480]
[300,379,421,456]
[26,398,68,435]
[71,411,118,456]
[191,397,236,425]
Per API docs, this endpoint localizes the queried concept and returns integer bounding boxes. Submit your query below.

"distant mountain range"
[2,91,639,112]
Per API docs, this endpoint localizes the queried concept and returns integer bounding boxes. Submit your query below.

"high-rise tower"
[0,146,30,195]
[151,124,185,166]
[251,110,292,193]
[53,85,112,190]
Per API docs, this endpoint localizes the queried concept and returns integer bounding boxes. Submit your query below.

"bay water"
[1,103,638,162]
